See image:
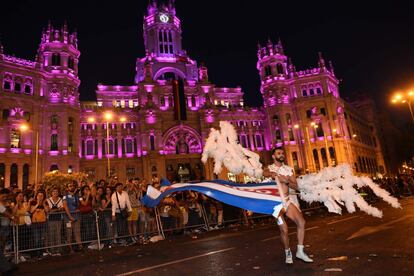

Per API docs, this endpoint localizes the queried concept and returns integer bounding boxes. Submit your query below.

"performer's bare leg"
[285,204,313,263]
[285,204,305,245]
[277,216,289,250]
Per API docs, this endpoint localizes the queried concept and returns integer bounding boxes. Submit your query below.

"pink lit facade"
[0,1,386,188]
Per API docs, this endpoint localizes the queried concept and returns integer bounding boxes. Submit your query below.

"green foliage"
[42,171,88,195]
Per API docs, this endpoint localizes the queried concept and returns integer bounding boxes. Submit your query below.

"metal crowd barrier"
[4,199,325,264]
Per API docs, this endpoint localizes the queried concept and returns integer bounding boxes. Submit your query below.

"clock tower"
[143,0,182,58]
[135,0,198,83]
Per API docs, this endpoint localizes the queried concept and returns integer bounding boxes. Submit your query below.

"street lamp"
[19,123,39,186]
[391,91,414,124]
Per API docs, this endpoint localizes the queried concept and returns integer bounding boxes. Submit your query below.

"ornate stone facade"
[0,1,386,188]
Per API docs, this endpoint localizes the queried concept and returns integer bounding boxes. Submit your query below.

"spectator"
[29,190,49,257]
[79,185,96,243]
[0,189,18,274]
[126,179,140,243]
[96,186,113,246]
[63,181,83,253]
[111,183,132,244]
[46,187,63,256]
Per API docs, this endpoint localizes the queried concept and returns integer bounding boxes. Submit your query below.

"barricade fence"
[4,200,325,264]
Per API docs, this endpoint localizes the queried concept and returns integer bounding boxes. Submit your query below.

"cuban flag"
[142,179,284,217]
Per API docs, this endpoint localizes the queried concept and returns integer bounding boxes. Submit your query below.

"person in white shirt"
[111,183,132,242]
[46,187,64,255]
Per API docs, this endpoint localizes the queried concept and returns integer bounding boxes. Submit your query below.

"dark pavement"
[15,197,414,275]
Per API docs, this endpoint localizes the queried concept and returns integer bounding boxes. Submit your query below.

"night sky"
[1,1,414,126]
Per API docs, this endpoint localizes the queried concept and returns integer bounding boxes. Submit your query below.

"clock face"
[159,13,169,23]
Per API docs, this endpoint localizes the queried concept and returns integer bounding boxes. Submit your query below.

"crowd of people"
[0,173,412,263]
[0,177,227,261]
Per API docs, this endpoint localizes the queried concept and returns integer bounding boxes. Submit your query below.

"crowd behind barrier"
[0,173,413,264]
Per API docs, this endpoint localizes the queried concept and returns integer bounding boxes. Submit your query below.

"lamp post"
[391,91,414,125]
[19,124,39,185]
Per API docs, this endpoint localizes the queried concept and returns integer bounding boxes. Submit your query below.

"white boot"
[285,248,293,264]
[296,245,313,263]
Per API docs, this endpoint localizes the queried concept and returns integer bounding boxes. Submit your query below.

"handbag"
[115,191,129,218]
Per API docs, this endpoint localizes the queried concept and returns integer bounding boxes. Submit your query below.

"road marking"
[346,215,414,240]
[116,247,236,275]
[261,226,319,241]
[327,216,360,225]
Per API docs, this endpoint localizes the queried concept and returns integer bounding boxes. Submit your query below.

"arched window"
[50,164,59,171]
[240,135,248,148]
[86,140,93,155]
[191,95,196,107]
[302,89,308,97]
[2,109,10,120]
[276,63,284,75]
[51,134,58,151]
[316,87,322,94]
[24,84,32,94]
[329,147,336,165]
[52,53,61,66]
[0,163,5,187]
[10,128,21,148]
[23,164,29,190]
[321,148,328,167]
[313,149,320,171]
[10,163,18,186]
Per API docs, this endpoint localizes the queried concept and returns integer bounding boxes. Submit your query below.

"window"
[50,164,59,171]
[321,148,328,167]
[288,128,294,141]
[68,135,73,153]
[316,123,324,137]
[128,100,133,108]
[240,135,248,148]
[275,129,282,143]
[309,89,315,95]
[285,113,292,125]
[313,149,320,171]
[23,164,29,190]
[320,108,326,116]
[264,65,272,77]
[14,83,21,92]
[109,140,114,154]
[24,84,31,94]
[68,117,74,132]
[10,164,18,186]
[160,96,165,106]
[85,140,93,155]
[302,89,308,97]
[52,53,61,66]
[292,152,299,171]
[126,139,133,154]
[51,134,58,150]
[316,88,322,94]
[150,135,155,151]
[306,110,312,118]
[94,140,98,156]
[3,81,11,90]
[51,115,59,128]
[191,95,196,107]
[276,63,284,75]
[255,134,262,148]
[10,129,21,148]
[329,147,336,165]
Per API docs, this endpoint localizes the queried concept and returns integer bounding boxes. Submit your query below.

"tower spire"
[318,51,326,70]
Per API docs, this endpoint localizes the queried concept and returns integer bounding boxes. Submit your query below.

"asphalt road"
[16,197,414,275]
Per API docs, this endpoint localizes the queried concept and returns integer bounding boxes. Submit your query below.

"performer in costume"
[263,146,313,264]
